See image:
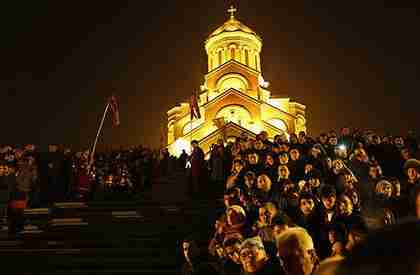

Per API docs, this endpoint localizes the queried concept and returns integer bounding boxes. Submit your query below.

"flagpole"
[89,102,110,167]
[190,115,193,154]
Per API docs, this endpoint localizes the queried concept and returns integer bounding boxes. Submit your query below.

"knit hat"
[403,159,420,173]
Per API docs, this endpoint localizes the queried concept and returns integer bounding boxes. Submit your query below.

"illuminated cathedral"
[167,6,306,156]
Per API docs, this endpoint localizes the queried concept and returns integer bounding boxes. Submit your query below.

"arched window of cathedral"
[266,118,288,132]
[218,51,222,66]
[215,105,252,128]
[230,48,235,60]
[216,74,249,92]
[245,49,249,66]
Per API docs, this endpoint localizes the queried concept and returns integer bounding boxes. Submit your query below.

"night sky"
[1,1,419,150]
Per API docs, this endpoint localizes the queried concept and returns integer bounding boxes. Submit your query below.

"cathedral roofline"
[205,59,260,79]
[202,88,297,120]
[202,87,261,108]
[261,101,297,120]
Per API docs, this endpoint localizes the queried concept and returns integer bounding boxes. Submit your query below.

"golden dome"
[208,17,261,41]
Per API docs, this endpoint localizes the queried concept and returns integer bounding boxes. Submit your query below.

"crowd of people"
[181,128,420,275]
[0,144,163,234]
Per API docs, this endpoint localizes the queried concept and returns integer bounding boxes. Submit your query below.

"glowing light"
[338,144,346,151]
[169,138,191,157]
[258,75,270,88]
[249,121,262,134]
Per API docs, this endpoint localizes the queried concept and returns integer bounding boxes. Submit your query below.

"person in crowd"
[252,202,278,243]
[15,154,38,204]
[243,171,257,196]
[226,159,247,190]
[295,193,321,250]
[224,188,245,212]
[179,149,188,170]
[276,227,319,275]
[239,236,279,275]
[247,153,262,175]
[278,153,289,167]
[276,165,291,193]
[225,205,250,238]
[338,127,354,151]
[40,144,65,204]
[373,179,394,208]
[349,148,369,185]
[72,150,94,201]
[403,158,420,196]
[209,212,228,258]
[335,194,363,233]
[209,144,227,196]
[159,148,170,177]
[272,214,292,240]
[412,185,420,220]
[254,174,277,206]
[402,184,420,221]
[326,223,347,257]
[261,154,278,185]
[360,162,381,204]
[335,221,420,275]
[222,234,244,275]
[307,169,323,201]
[278,182,300,221]
[317,185,338,259]
[317,133,329,152]
[190,140,206,197]
[181,236,202,275]
[0,161,13,224]
[7,154,38,234]
[288,148,305,183]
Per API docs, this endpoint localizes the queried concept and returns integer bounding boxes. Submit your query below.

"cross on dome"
[227,5,237,19]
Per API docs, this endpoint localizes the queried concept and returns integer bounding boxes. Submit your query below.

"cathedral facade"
[167,8,306,156]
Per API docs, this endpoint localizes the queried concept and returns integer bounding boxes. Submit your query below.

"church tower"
[167,6,307,156]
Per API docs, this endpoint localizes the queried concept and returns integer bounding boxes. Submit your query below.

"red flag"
[190,92,201,120]
[108,95,120,127]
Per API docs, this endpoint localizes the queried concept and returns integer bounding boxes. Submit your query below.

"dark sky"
[1,1,419,149]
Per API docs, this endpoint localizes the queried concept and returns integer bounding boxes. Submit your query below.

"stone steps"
[0,173,218,274]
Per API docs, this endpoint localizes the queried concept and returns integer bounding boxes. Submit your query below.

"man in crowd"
[276,227,318,275]
[189,140,206,197]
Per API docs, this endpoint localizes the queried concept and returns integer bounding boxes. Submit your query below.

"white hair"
[276,227,314,251]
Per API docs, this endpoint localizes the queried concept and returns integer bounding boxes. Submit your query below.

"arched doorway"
[215,104,252,128]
